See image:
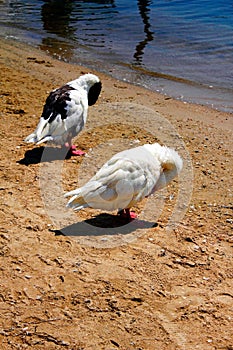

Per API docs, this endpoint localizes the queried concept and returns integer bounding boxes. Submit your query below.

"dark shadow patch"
[51,213,156,237]
[18,146,71,165]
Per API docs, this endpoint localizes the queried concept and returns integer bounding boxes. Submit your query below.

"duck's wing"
[25,84,87,145]
[66,155,161,211]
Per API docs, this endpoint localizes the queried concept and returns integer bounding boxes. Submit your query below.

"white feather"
[65,143,183,213]
[24,73,101,146]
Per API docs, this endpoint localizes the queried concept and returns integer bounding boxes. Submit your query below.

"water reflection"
[0,0,232,112]
[39,0,154,63]
[39,0,116,60]
[40,0,76,60]
[41,0,75,36]
[134,0,154,65]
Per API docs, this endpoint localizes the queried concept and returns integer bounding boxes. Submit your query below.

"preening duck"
[24,73,101,156]
[65,143,183,220]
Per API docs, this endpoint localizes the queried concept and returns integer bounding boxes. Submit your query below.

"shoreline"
[1,37,232,128]
[0,37,233,349]
[1,30,233,114]
[2,34,233,114]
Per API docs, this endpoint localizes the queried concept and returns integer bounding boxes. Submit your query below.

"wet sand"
[0,37,232,349]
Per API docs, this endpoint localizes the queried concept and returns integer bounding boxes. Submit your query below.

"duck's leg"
[64,138,85,156]
[118,208,137,220]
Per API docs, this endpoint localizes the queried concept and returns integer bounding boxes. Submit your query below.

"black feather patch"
[88,81,102,106]
[41,85,75,123]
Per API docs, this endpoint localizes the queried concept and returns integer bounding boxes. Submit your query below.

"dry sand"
[0,38,233,349]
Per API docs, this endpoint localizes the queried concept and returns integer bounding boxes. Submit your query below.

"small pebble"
[24,275,32,279]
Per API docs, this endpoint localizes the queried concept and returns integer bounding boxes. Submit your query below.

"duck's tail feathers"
[65,188,88,211]
[36,136,54,144]
[24,118,51,144]
[24,133,53,144]
[24,133,37,143]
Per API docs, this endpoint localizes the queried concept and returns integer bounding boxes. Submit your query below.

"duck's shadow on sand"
[52,213,158,237]
[18,146,71,165]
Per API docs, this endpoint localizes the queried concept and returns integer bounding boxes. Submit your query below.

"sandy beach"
[0,38,232,349]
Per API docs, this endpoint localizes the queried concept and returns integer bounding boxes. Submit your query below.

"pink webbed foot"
[70,148,85,156]
[66,144,85,156]
[128,211,138,219]
[118,208,137,221]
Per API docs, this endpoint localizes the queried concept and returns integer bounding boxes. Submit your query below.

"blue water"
[0,0,233,113]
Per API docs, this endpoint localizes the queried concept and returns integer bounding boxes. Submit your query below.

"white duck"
[24,73,101,156]
[65,143,183,220]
